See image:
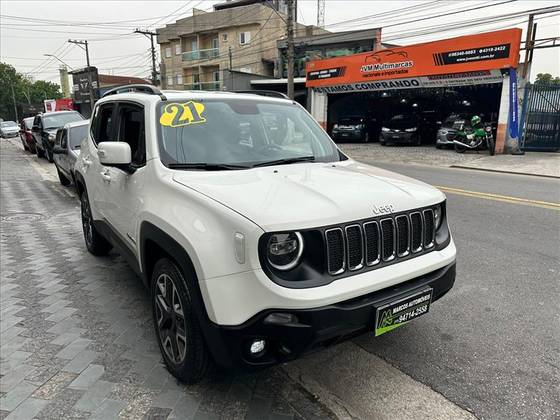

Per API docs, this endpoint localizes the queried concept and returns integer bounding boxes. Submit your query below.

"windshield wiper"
[252,156,316,168]
[167,163,251,171]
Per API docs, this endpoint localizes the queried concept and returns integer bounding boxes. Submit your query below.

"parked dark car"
[20,117,36,152]
[380,113,439,146]
[331,115,379,143]
[53,120,88,186]
[0,121,20,138]
[32,111,84,162]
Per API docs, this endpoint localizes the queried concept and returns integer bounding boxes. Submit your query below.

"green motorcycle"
[453,115,495,156]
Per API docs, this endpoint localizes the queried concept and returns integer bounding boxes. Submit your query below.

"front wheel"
[152,258,211,384]
[80,190,112,256]
[56,167,71,186]
[362,132,370,143]
[487,135,495,156]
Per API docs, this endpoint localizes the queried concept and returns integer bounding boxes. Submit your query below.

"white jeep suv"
[75,85,456,383]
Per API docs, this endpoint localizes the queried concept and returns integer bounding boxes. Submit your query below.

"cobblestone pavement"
[338,143,485,167]
[0,139,335,420]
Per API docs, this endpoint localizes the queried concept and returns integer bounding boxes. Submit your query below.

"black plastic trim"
[258,201,450,289]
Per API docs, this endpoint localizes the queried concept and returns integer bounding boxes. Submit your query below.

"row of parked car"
[1,111,87,186]
[329,111,489,148]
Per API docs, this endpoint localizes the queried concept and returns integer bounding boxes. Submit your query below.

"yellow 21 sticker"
[160,101,206,128]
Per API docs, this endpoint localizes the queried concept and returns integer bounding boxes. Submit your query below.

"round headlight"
[267,232,303,271]
[434,204,443,230]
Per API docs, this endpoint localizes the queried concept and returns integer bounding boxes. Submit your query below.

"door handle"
[100,171,111,182]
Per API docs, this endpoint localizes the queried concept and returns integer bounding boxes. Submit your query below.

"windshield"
[157,99,342,168]
[1,121,17,128]
[69,125,88,149]
[23,118,34,129]
[339,117,364,125]
[43,113,83,130]
[387,114,417,127]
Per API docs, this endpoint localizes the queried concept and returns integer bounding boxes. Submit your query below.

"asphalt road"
[348,161,560,420]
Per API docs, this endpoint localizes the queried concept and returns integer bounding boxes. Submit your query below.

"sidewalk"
[451,152,560,178]
[339,143,560,178]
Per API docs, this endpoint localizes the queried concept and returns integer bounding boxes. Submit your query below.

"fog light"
[264,313,298,325]
[249,339,266,355]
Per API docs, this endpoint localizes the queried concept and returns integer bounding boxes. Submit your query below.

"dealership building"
[306,29,525,154]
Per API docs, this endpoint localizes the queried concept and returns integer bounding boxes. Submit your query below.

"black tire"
[56,167,71,186]
[45,147,54,163]
[454,143,466,154]
[80,190,112,256]
[36,144,44,158]
[151,258,211,384]
[487,136,495,156]
[415,134,422,146]
[435,144,442,149]
[380,140,386,146]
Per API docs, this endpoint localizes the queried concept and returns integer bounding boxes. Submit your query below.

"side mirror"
[98,141,132,167]
[53,145,66,155]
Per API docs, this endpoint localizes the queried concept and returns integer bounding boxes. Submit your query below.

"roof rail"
[233,90,290,100]
[102,84,167,100]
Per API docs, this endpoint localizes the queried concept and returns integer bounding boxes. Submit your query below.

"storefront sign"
[306,29,521,90]
[509,67,519,139]
[71,67,99,104]
[313,70,504,94]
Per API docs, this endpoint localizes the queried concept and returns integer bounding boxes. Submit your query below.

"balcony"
[182,48,219,61]
[184,81,221,91]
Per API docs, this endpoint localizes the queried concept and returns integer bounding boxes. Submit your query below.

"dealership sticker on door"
[374,288,433,336]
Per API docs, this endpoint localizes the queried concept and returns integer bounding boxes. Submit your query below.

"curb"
[450,165,560,179]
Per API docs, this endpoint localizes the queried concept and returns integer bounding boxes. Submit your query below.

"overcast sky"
[1,0,558,83]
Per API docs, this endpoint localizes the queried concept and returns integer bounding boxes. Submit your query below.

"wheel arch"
[74,171,86,198]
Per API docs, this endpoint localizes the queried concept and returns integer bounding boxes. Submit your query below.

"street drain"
[1,212,47,223]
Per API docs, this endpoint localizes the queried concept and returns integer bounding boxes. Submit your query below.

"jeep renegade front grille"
[325,209,436,276]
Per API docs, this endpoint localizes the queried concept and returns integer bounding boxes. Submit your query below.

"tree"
[535,73,560,86]
[0,62,62,121]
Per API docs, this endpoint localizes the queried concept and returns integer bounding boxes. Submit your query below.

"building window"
[191,39,198,51]
[167,75,173,86]
[222,33,228,42]
[165,47,172,58]
[175,44,181,55]
[239,31,251,45]
[212,38,219,50]
[176,74,183,85]
[213,71,220,82]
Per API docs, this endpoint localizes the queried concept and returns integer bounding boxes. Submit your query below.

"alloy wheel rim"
[155,273,187,364]
[81,196,93,246]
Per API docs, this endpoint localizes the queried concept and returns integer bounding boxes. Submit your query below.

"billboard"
[71,67,99,104]
[306,29,522,90]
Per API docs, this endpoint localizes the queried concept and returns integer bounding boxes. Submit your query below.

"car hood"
[172,160,445,231]
[1,126,19,132]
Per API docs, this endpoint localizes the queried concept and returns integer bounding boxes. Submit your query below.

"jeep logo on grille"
[373,204,395,215]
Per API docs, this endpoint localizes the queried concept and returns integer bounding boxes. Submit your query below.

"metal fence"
[520,83,560,151]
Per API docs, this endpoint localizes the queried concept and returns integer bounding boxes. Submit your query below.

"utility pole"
[522,14,535,79]
[11,83,19,122]
[134,29,159,85]
[229,46,233,90]
[68,39,95,111]
[286,0,295,100]
[317,0,325,28]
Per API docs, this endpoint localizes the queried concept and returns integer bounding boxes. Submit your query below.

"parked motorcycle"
[452,115,495,155]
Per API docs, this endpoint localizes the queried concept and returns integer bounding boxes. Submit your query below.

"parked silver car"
[0,121,20,138]
[52,120,89,186]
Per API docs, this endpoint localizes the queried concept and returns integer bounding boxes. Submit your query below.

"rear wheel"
[80,190,112,256]
[487,135,495,156]
[454,143,466,153]
[152,258,211,384]
[56,167,71,186]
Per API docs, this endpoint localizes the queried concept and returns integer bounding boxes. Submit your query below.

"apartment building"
[156,1,324,91]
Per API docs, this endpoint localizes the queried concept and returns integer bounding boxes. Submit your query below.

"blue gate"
[520,83,560,151]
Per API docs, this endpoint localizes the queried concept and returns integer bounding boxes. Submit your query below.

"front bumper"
[1,131,19,138]
[380,131,415,143]
[332,129,364,141]
[204,261,456,368]
[436,132,455,145]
